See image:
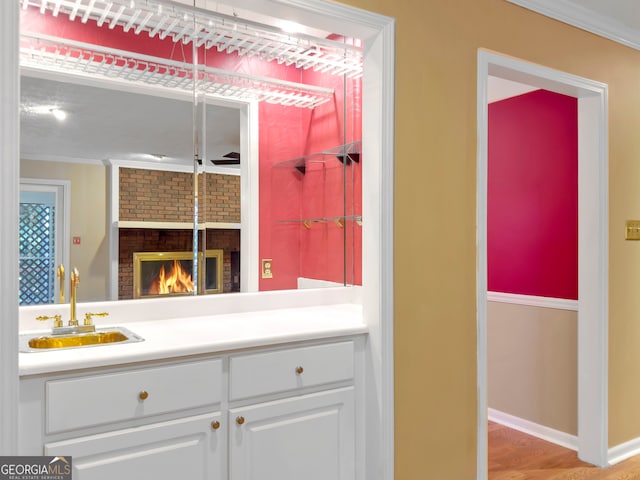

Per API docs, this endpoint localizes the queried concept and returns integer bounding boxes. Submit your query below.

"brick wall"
[119,168,240,223]
[119,228,240,299]
[206,173,241,223]
[120,168,194,222]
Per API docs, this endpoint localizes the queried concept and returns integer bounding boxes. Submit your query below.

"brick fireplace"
[118,167,240,300]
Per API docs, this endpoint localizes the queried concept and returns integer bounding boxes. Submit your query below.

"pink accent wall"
[297,67,362,289]
[488,89,578,300]
[259,72,362,291]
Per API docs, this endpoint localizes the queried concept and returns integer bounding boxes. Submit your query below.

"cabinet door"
[45,413,224,480]
[229,387,354,480]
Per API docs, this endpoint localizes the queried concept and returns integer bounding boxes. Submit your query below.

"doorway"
[486,84,579,446]
[19,179,69,305]
[476,50,609,478]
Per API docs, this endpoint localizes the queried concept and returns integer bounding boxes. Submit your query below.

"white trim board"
[609,436,640,466]
[488,408,578,451]
[487,291,578,311]
[488,396,640,469]
[506,0,640,52]
[477,50,609,479]
[0,0,20,456]
[489,384,640,467]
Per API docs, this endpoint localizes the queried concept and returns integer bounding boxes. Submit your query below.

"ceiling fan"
[210,151,240,166]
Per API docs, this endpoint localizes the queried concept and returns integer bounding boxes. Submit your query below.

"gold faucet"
[57,264,65,303]
[69,268,79,326]
[36,268,110,335]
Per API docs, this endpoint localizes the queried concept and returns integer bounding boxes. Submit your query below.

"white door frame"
[476,50,609,478]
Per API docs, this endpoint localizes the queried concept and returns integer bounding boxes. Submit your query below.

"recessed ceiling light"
[279,20,304,34]
[50,108,67,121]
[20,104,68,120]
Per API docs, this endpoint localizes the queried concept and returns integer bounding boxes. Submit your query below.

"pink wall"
[259,72,362,291]
[297,67,362,289]
[488,89,578,300]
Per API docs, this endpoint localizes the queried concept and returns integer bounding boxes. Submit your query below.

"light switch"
[625,220,640,240]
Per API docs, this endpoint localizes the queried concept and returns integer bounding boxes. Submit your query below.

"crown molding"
[507,0,640,51]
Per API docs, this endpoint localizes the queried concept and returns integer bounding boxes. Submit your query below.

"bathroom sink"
[20,327,144,353]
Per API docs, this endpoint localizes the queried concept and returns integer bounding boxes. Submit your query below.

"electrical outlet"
[625,220,640,240]
[261,259,273,279]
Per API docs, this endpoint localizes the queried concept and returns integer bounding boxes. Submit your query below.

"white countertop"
[19,304,366,376]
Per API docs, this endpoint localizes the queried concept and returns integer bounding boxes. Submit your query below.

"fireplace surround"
[133,249,223,299]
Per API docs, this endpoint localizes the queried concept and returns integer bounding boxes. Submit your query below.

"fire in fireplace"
[133,250,223,299]
[149,259,194,295]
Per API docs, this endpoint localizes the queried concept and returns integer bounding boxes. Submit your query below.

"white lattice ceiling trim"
[20,32,335,108]
[21,0,363,78]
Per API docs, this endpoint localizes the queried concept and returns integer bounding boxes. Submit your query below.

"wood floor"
[488,421,640,479]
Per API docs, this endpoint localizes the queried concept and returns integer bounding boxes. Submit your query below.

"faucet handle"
[36,314,63,328]
[84,312,109,326]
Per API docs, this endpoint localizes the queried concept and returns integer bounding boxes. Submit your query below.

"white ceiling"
[488,76,537,103]
[20,74,241,169]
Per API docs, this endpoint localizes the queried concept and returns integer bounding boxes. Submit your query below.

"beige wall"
[334,0,640,478]
[487,301,577,435]
[21,159,108,302]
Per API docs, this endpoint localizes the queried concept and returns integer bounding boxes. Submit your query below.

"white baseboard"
[297,277,346,289]
[487,291,578,311]
[488,408,578,451]
[608,436,640,466]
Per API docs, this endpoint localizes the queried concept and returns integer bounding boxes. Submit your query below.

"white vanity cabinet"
[21,358,225,480]
[19,337,362,480]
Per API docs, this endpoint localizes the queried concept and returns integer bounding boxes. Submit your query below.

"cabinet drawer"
[229,341,354,401]
[46,358,222,434]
